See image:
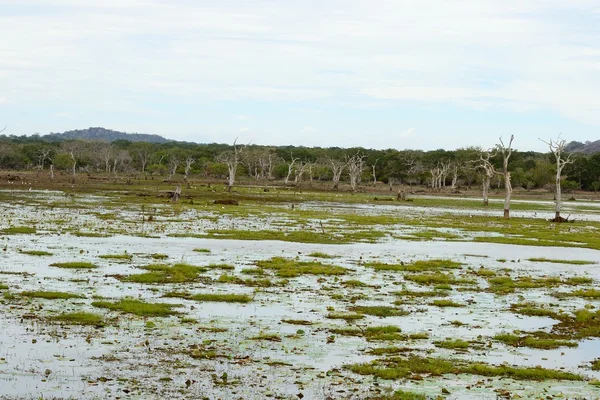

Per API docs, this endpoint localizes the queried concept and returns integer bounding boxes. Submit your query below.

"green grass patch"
[2,226,36,235]
[256,257,347,277]
[365,390,427,400]
[434,339,470,349]
[207,263,235,270]
[151,253,168,260]
[193,248,211,253]
[365,259,462,273]
[121,263,206,284]
[430,299,465,307]
[99,253,132,260]
[19,250,53,256]
[351,306,409,317]
[20,291,83,300]
[50,261,98,269]
[165,292,252,303]
[308,252,337,258]
[92,298,180,317]
[494,332,578,349]
[51,312,104,326]
[528,258,595,265]
[405,273,471,286]
[326,312,365,321]
[347,355,582,381]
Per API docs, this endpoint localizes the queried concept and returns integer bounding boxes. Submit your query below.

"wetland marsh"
[1,184,600,399]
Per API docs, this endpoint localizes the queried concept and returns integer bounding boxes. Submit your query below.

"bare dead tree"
[473,151,496,206]
[347,153,365,192]
[61,141,89,182]
[217,138,245,192]
[258,151,278,181]
[167,155,180,181]
[371,158,379,185]
[184,156,195,182]
[449,163,459,189]
[113,150,131,178]
[284,153,299,185]
[35,147,53,171]
[496,135,515,219]
[430,165,443,190]
[294,161,310,184]
[327,157,348,190]
[171,186,181,203]
[540,135,575,222]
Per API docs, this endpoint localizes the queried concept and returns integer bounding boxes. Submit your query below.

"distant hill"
[43,127,172,143]
[566,140,600,155]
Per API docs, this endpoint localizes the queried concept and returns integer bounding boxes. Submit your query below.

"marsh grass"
[405,273,472,286]
[2,226,36,234]
[99,253,132,260]
[510,303,562,319]
[494,332,577,349]
[347,355,582,381]
[92,298,180,316]
[434,339,470,349]
[191,293,252,303]
[217,274,275,287]
[430,299,465,307]
[20,291,84,300]
[326,312,365,321]
[528,258,595,265]
[365,259,462,273]
[308,252,337,258]
[19,250,53,256]
[207,263,235,270]
[256,257,347,277]
[351,306,409,317]
[50,261,98,269]
[51,312,104,326]
[0,283,7,290]
[193,248,211,253]
[121,263,206,284]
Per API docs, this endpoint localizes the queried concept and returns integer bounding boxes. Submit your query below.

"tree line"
[1,134,599,195]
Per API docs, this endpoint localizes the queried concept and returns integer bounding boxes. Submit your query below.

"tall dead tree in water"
[540,136,575,222]
[217,138,244,192]
[496,135,514,219]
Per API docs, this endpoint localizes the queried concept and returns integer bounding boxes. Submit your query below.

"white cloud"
[0,0,599,143]
[399,128,415,138]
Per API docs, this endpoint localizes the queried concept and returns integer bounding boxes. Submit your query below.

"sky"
[0,0,599,152]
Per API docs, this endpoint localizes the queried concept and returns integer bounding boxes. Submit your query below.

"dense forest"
[1,131,599,192]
